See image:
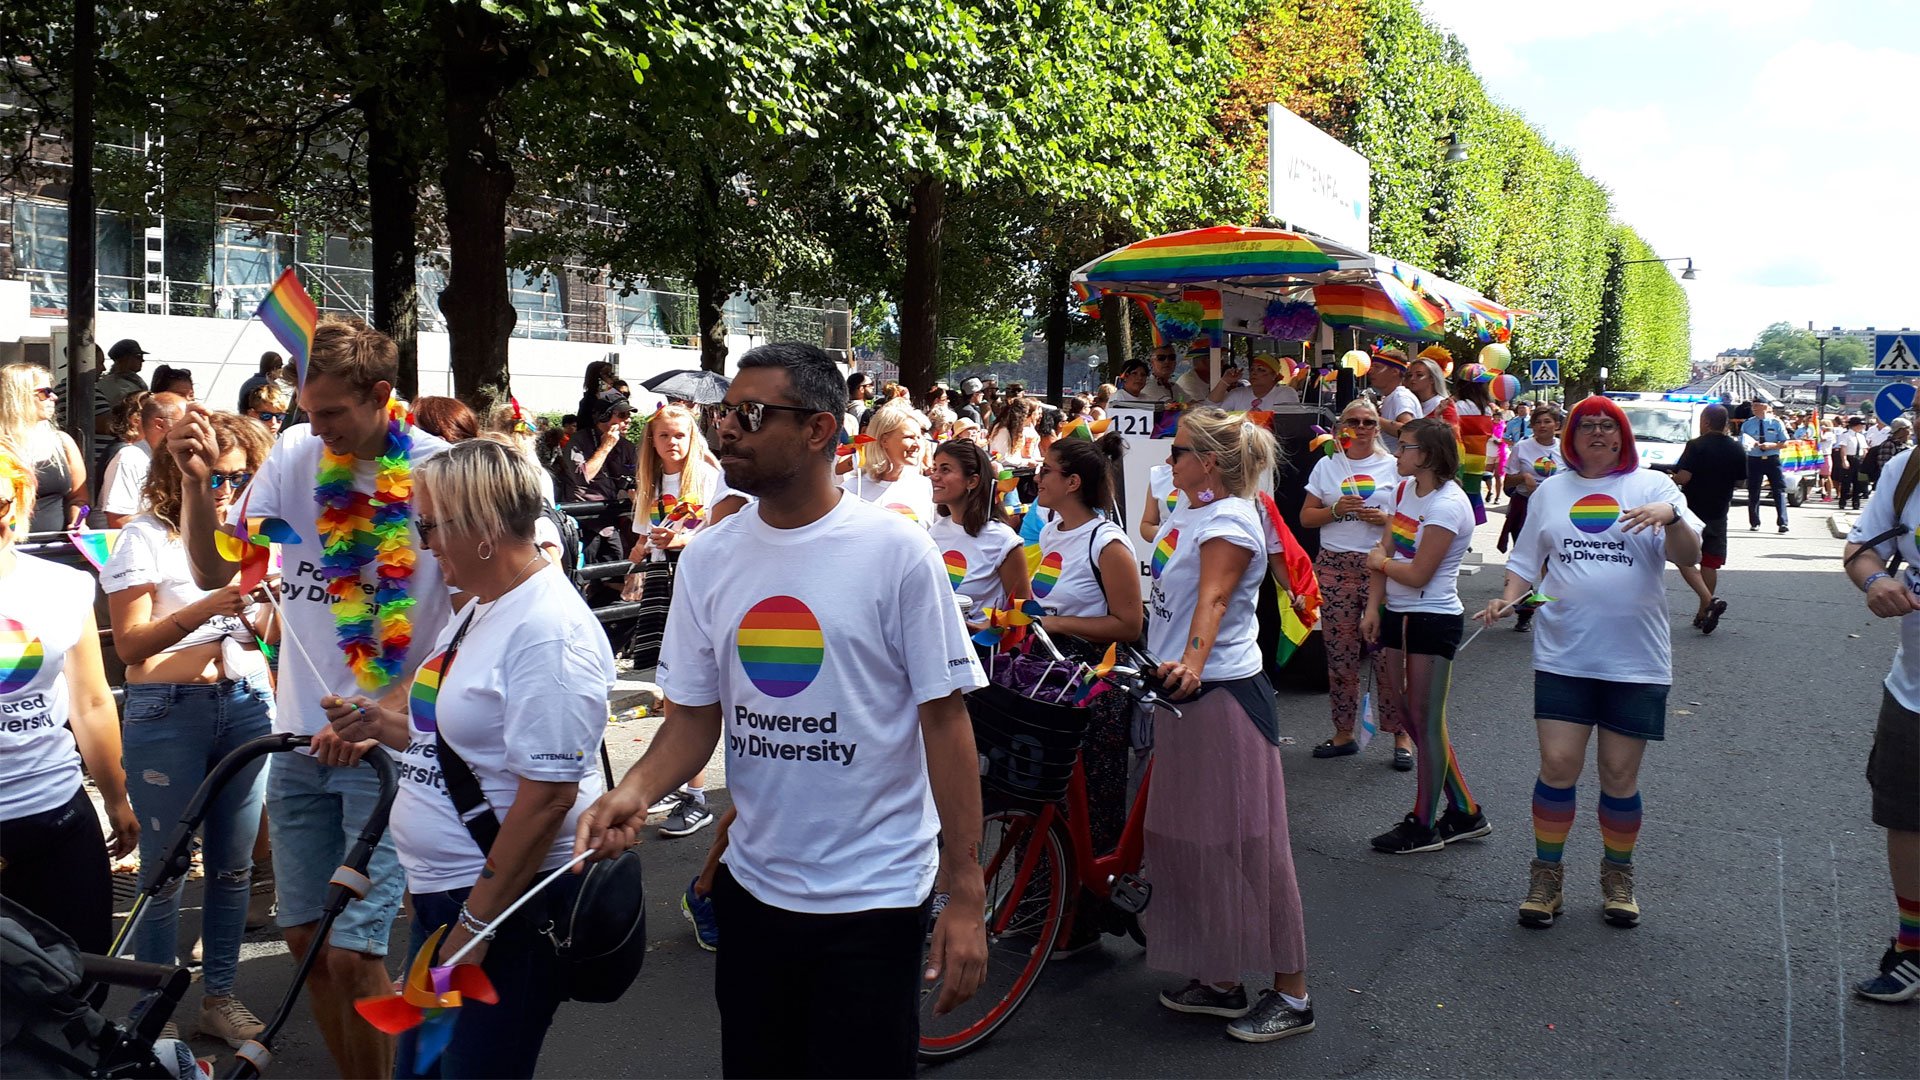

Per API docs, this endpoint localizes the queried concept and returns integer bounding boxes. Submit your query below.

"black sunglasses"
[253,411,284,423]
[1169,445,1198,460]
[709,400,821,433]
[208,471,252,491]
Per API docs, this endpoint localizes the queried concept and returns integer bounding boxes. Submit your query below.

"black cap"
[108,339,147,361]
[1749,394,1769,404]
[594,389,635,423]
[1847,416,1866,426]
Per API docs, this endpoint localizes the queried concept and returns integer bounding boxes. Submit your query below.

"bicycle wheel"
[918,807,1069,1061]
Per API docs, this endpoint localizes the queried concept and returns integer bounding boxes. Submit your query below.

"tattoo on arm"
[1190,636,1205,651]
[479,859,496,880]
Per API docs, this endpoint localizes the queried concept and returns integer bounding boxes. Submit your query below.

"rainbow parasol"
[1079,226,1343,285]
[1312,275,1445,340]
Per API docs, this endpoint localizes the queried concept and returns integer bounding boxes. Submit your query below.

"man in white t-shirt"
[1174,343,1218,404]
[575,342,988,1077]
[1370,349,1421,452]
[169,317,452,1080]
[99,392,184,527]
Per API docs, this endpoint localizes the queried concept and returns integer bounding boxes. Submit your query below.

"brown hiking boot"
[1600,860,1640,927]
[1518,859,1564,928]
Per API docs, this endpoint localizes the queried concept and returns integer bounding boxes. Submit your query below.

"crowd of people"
[0,324,1916,1080]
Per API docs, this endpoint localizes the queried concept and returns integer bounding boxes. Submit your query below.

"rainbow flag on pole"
[256,268,320,389]
[1257,493,1322,667]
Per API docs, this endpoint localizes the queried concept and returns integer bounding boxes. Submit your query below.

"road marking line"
[1830,841,1846,1075]
[1776,837,1793,1080]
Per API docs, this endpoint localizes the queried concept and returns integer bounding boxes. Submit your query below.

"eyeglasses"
[1575,419,1620,434]
[709,400,820,433]
[416,518,440,539]
[208,472,252,491]
[33,387,56,400]
[1344,417,1380,428]
[253,411,284,424]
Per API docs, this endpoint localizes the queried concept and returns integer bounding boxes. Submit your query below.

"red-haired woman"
[1478,394,1701,931]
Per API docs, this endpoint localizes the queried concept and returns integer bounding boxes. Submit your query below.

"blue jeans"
[121,674,273,995]
[395,875,580,1079]
[266,748,406,955]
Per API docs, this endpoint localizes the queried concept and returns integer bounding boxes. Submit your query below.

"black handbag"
[431,611,648,1003]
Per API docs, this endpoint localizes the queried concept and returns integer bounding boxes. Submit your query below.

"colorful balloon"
[1478,343,1513,374]
[1491,372,1522,403]
[1339,349,1371,377]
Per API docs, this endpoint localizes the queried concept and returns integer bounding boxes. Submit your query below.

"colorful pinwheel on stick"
[355,924,498,1072]
[1068,642,1118,705]
[1308,426,1340,458]
[972,599,1046,652]
[836,434,876,459]
[215,514,301,593]
[67,521,119,572]
[1063,416,1113,441]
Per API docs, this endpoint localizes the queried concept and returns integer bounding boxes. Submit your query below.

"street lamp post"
[1811,322,1829,416]
[1618,256,1698,280]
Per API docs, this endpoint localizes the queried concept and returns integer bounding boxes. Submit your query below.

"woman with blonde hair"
[0,362,88,533]
[841,399,935,525]
[104,412,277,1046]
[241,382,289,438]
[1145,407,1315,1042]
[483,402,557,505]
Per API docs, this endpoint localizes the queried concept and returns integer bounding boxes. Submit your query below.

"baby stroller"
[1,734,396,1078]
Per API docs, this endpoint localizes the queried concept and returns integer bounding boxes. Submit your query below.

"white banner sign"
[1266,103,1371,251]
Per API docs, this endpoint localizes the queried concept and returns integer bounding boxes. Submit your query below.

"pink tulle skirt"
[1141,686,1309,984]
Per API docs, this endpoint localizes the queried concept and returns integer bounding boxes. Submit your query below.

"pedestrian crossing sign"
[1528,358,1560,386]
[1875,332,1920,373]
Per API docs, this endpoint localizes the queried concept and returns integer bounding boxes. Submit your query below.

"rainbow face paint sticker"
[1533,457,1558,478]
[1389,513,1419,559]
[884,502,919,523]
[736,596,825,699]
[1031,551,1064,597]
[409,651,448,732]
[1340,474,1377,499]
[0,617,45,694]
[1151,530,1179,578]
[942,550,967,590]
[1569,493,1621,535]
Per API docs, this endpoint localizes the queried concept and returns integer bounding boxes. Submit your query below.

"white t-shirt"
[988,427,1041,466]
[0,553,93,820]
[102,516,269,680]
[1174,370,1215,404]
[1146,497,1267,680]
[1219,385,1300,411]
[1112,383,1172,405]
[1506,436,1565,482]
[391,565,613,892]
[841,469,935,528]
[658,493,986,914]
[1305,450,1397,553]
[1031,514,1131,618]
[233,424,454,737]
[1835,429,1867,458]
[1868,425,1891,448]
[100,441,153,518]
[1379,386,1421,452]
[928,515,1023,614]
[1506,467,1702,685]
[1846,448,1920,711]
[1383,480,1477,615]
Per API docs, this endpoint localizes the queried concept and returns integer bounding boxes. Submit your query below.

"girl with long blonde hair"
[0,362,88,532]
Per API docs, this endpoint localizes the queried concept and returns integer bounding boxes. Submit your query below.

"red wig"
[1561,395,1638,475]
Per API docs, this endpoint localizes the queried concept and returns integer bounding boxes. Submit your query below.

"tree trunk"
[693,165,727,373]
[437,5,518,409]
[67,0,96,465]
[364,89,422,398]
[897,173,944,398]
[1045,261,1068,404]
[1100,294,1130,382]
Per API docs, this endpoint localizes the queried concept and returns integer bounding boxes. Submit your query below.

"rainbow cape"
[1257,492,1322,667]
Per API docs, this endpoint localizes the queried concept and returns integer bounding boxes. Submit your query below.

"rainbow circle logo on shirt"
[942,550,967,590]
[1151,530,1179,578]
[1569,493,1621,534]
[884,502,919,523]
[408,651,448,732]
[1532,457,1558,478]
[1389,513,1419,559]
[736,596,825,699]
[0,617,45,694]
[1031,551,1064,597]
[1340,474,1377,499]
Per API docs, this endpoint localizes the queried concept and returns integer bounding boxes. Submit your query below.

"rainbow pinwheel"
[355,925,498,1072]
[1063,416,1114,441]
[67,523,119,572]
[214,509,302,592]
[1069,643,1119,705]
[972,599,1046,653]
[836,434,876,458]
[1514,590,1556,612]
[1308,426,1340,457]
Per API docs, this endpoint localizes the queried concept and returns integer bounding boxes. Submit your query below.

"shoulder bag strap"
[429,610,503,855]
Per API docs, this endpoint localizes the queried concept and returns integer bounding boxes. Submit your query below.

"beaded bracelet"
[457,902,494,939]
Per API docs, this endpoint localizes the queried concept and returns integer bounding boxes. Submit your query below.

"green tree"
[1750,322,1819,374]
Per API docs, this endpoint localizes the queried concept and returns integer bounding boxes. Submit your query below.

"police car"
[1606,392,1708,474]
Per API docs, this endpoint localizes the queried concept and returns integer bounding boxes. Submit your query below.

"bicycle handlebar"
[1027,630,1183,718]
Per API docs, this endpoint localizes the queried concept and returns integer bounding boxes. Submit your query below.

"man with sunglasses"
[576,342,989,1078]
[100,392,185,527]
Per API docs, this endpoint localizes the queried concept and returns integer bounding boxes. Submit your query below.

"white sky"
[1421,0,1917,364]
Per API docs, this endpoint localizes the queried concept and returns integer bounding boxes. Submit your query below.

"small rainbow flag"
[1257,493,1321,667]
[256,268,320,389]
[1389,513,1419,559]
[1151,529,1178,578]
[1183,288,1225,347]
[67,527,119,572]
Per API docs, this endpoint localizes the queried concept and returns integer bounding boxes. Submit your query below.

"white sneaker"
[197,997,264,1049]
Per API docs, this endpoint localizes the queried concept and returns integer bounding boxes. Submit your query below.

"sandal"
[1313,739,1360,759]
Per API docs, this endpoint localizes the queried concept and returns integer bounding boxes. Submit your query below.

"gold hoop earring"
[478,539,494,561]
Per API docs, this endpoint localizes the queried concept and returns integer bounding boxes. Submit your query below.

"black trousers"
[1747,456,1788,527]
[0,787,113,954]
[1836,457,1861,508]
[712,865,929,1079]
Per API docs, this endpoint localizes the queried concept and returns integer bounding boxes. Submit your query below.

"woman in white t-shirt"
[103,412,278,1046]
[324,440,614,1078]
[0,444,137,958]
[841,400,935,526]
[1137,462,1182,542]
[1478,395,1700,931]
[1362,417,1488,856]
[987,397,1042,469]
[1300,399,1410,764]
[927,440,1026,617]
[1144,408,1314,1041]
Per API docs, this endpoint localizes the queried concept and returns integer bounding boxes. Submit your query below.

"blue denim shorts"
[1534,671,1669,741]
[266,748,405,956]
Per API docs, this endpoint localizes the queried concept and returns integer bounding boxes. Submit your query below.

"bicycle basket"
[966,683,1090,805]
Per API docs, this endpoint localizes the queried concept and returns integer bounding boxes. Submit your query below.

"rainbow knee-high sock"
[1598,791,1643,866]
[1898,894,1920,954]
[1532,780,1575,864]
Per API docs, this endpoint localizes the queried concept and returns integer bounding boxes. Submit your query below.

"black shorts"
[1379,610,1464,659]
[1535,671,1669,741]
[1868,687,1920,832]
[1698,514,1728,569]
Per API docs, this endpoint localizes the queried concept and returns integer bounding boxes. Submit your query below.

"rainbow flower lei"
[315,395,417,690]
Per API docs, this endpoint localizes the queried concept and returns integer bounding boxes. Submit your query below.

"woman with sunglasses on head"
[1405,357,1457,433]
[1363,417,1490,856]
[928,439,1026,617]
[0,444,138,957]
[102,412,277,1047]
[0,362,88,533]
[1144,408,1315,1042]
[1479,395,1699,930]
[1301,399,1411,766]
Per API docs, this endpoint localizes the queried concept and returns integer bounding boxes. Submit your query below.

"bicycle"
[918,628,1180,1061]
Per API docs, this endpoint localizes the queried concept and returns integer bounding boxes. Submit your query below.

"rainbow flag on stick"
[256,268,320,389]
[1257,492,1322,667]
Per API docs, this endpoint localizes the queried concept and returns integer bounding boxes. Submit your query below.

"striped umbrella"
[1312,273,1446,340]
[1078,226,1347,285]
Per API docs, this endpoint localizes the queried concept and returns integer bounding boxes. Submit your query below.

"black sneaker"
[1437,807,1492,845]
[1159,980,1250,1018]
[1226,990,1315,1043]
[1855,942,1920,1003]
[1514,609,1533,633]
[660,796,714,838]
[1371,814,1444,854]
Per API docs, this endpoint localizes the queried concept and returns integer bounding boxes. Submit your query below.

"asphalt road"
[132,494,1918,1078]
